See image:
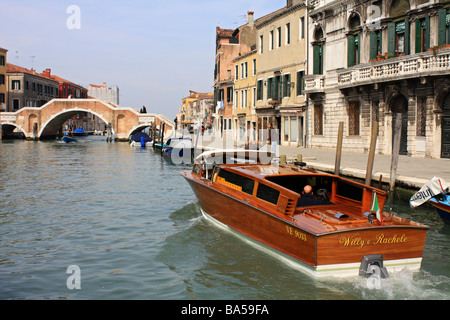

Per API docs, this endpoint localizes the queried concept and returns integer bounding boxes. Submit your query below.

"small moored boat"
[410,177,450,223]
[72,128,88,136]
[130,132,153,148]
[62,136,77,143]
[162,137,193,162]
[181,150,429,278]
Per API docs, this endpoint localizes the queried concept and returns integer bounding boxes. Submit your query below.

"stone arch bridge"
[0,99,174,141]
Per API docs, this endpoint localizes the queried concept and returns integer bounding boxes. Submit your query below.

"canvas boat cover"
[131,132,152,143]
[410,177,449,208]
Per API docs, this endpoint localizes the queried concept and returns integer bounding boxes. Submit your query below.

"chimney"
[42,68,51,78]
[247,11,254,27]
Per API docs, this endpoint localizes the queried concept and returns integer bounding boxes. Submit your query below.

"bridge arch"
[0,122,27,137]
[38,108,116,138]
[1,99,174,140]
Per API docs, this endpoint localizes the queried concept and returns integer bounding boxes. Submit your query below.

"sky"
[1,0,285,119]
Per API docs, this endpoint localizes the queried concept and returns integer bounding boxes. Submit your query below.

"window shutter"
[313,45,320,75]
[438,9,447,46]
[424,16,430,51]
[387,22,395,55]
[347,34,355,67]
[404,18,410,55]
[370,31,377,60]
[357,33,361,64]
[415,19,422,53]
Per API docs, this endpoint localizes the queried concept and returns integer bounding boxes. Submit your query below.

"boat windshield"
[266,174,334,207]
[195,149,274,168]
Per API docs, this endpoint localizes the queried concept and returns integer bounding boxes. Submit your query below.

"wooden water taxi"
[181,150,429,278]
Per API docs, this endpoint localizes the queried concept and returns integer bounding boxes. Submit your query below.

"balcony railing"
[337,48,450,89]
[304,74,325,93]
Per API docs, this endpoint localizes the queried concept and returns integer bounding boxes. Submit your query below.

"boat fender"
[294,162,307,167]
[359,254,389,279]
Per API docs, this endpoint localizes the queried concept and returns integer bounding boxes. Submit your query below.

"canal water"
[1,136,449,300]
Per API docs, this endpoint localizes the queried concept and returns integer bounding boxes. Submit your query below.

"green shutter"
[357,33,361,64]
[273,76,279,100]
[415,19,422,53]
[313,45,320,75]
[425,16,430,51]
[267,78,272,99]
[257,81,261,100]
[370,31,377,60]
[439,9,447,46]
[287,74,291,97]
[404,18,410,55]
[348,34,355,67]
[297,71,303,96]
[387,22,395,56]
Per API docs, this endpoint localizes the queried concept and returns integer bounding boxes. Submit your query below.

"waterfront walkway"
[194,133,450,190]
[277,145,450,190]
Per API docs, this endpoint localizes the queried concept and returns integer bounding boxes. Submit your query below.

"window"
[12,80,21,90]
[257,183,280,205]
[227,87,233,103]
[259,35,264,54]
[370,30,383,60]
[277,27,282,48]
[235,65,239,80]
[253,59,256,76]
[387,20,410,56]
[282,74,291,98]
[348,14,361,67]
[244,62,248,78]
[257,80,263,101]
[252,87,256,107]
[0,93,5,104]
[314,104,323,135]
[296,71,304,96]
[438,9,450,45]
[267,77,273,100]
[234,90,238,109]
[415,17,430,53]
[300,17,305,39]
[0,74,4,85]
[348,101,360,135]
[313,45,323,75]
[0,55,4,66]
[286,23,291,45]
[13,99,19,110]
[270,30,274,50]
[217,169,255,195]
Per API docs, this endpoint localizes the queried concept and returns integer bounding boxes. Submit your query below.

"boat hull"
[429,198,450,223]
[184,173,427,277]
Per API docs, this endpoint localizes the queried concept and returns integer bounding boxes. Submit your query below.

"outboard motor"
[359,254,389,278]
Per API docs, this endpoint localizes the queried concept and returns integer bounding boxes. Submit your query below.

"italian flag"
[371,193,383,225]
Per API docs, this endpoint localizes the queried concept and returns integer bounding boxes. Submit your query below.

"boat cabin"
[190,151,393,233]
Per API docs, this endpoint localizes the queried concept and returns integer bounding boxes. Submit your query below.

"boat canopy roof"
[195,149,274,166]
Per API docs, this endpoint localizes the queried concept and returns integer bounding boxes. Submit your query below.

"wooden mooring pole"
[389,113,402,198]
[0,124,2,141]
[365,121,379,186]
[334,122,344,176]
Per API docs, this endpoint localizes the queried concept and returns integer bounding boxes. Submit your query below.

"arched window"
[388,0,411,56]
[347,13,361,67]
[312,26,324,75]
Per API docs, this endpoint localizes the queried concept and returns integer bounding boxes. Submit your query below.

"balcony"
[337,48,450,89]
[304,74,325,94]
